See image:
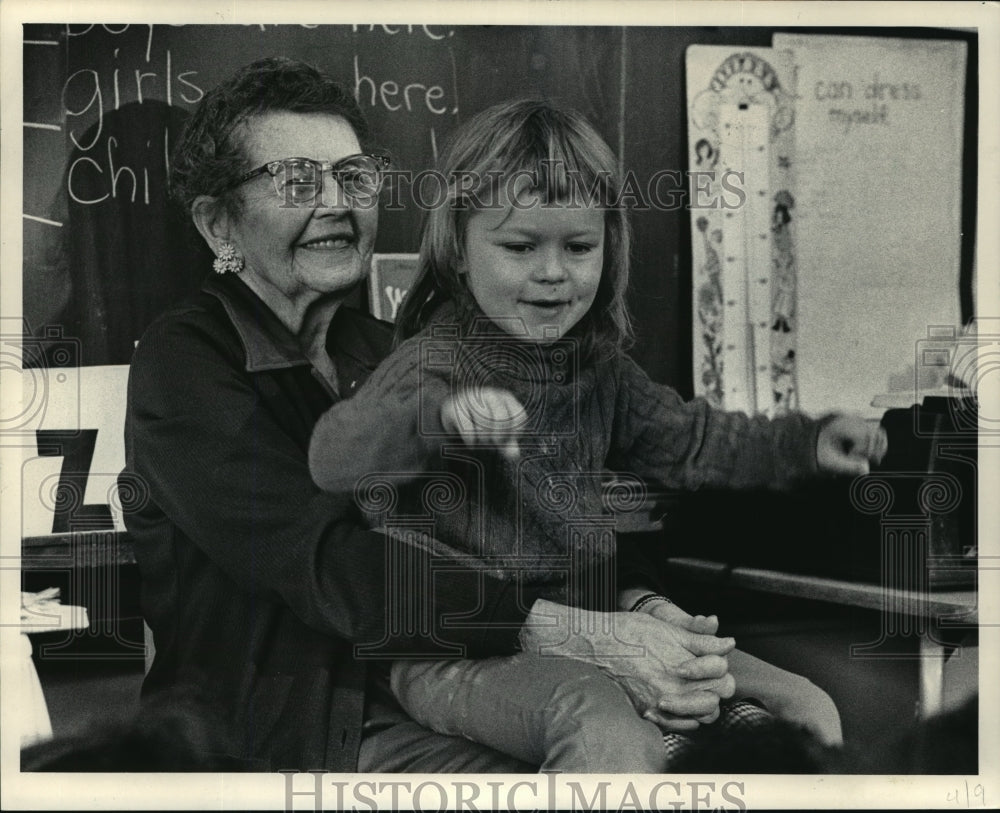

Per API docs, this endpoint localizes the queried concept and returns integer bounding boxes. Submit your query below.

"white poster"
[773,34,967,416]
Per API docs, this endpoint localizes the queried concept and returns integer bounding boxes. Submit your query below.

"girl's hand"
[640,598,720,636]
[440,387,527,460]
[816,415,888,476]
[618,589,720,636]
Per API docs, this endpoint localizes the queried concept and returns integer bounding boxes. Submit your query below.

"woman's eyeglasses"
[234,152,391,206]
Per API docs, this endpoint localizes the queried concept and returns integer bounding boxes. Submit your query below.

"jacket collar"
[203,274,391,376]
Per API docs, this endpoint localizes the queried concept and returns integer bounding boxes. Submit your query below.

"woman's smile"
[298,227,357,251]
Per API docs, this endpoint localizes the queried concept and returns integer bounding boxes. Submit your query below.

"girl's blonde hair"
[395,99,633,360]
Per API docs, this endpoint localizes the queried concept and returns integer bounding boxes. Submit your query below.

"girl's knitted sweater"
[310,308,822,591]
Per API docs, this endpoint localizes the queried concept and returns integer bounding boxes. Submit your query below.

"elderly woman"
[120,57,735,773]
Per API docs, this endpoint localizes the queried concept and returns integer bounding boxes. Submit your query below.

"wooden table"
[666,557,978,718]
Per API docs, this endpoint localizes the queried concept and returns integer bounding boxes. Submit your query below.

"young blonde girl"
[309,100,885,771]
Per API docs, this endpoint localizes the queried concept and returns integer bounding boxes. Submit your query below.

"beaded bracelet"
[628,593,673,613]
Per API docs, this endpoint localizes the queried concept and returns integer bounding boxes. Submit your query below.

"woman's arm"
[616,587,726,729]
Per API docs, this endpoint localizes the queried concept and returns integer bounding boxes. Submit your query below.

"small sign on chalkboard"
[368,253,420,323]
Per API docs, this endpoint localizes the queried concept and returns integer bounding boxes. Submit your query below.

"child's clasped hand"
[816,415,889,476]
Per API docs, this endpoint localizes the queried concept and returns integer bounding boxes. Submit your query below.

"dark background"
[22,23,978,393]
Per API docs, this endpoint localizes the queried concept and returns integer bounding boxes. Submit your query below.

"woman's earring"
[213,242,245,275]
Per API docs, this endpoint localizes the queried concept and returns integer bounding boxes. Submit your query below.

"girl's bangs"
[453,130,618,212]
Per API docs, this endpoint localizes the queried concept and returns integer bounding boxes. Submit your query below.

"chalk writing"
[66,23,188,65]
[62,59,201,150]
[60,25,204,206]
[348,25,459,159]
[352,23,453,40]
[353,54,452,115]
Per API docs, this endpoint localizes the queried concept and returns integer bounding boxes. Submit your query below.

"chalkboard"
[22,23,625,367]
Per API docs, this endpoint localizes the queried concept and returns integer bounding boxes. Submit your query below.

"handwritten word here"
[351,24,453,40]
[353,55,452,115]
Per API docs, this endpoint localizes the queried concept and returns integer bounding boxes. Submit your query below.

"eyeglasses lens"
[275,160,320,205]
[273,157,383,205]
[335,156,382,199]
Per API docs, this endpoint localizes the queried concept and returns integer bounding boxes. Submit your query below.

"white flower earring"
[213,242,245,275]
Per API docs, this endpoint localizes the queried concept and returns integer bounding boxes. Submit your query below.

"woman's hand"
[816,415,888,476]
[618,591,723,727]
[441,387,526,460]
[519,599,736,732]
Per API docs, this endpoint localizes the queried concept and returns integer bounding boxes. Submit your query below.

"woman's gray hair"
[169,57,371,216]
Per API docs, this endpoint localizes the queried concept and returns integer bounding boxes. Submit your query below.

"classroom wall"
[23,24,976,380]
